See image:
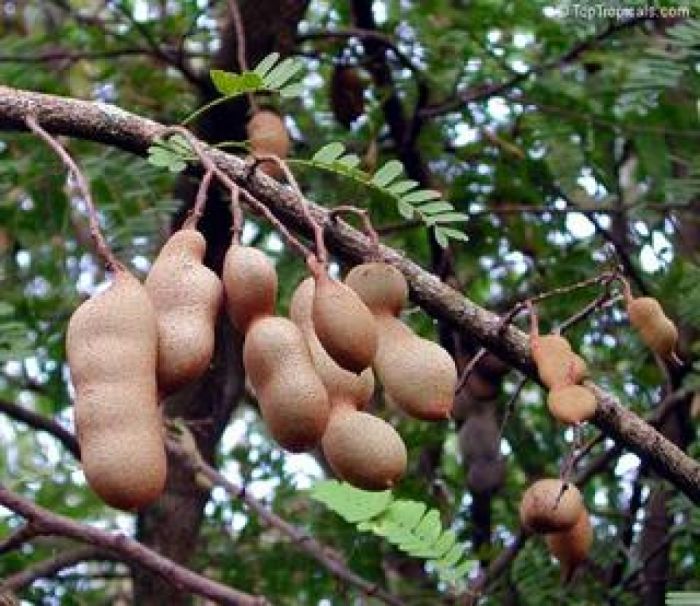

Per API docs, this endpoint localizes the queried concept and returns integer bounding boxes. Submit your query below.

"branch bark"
[0,485,269,605]
[0,398,80,459]
[0,84,698,503]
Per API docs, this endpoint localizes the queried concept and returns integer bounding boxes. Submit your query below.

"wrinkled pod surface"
[145,229,222,394]
[345,262,456,420]
[67,269,166,511]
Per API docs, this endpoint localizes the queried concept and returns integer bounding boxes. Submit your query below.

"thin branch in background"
[24,116,120,272]
[168,437,406,606]
[421,17,648,118]
[226,0,258,112]
[0,523,40,555]
[0,398,80,459]
[0,546,114,594]
[0,485,268,606]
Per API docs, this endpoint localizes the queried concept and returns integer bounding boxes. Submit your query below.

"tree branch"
[0,546,114,593]
[0,398,80,459]
[170,439,406,606]
[421,17,648,118]
[0,85,698,504]
[0,485,269,606]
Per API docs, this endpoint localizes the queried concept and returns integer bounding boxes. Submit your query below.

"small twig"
[228,184,244,245]
[160,127,312,259]
[0,484,268,606]
[497,375,529,440]
[328,205,380,254]
[182,168,214,229]
[24,115,120,272]
[251,154,328,264]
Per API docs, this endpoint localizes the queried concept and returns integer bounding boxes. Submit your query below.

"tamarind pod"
[545,509,593,582]
[243,316,330,452]
[145,229,222,394]
[67,269,166,511]
[290,277,374,408]
[321,403,407,490]
[222,245,278,333]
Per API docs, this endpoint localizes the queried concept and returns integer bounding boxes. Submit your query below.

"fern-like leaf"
[292,143,469,247]
[309,480,476,585]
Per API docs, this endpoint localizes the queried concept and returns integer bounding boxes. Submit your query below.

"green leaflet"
[309,480,476,586]
[291,142,469,247]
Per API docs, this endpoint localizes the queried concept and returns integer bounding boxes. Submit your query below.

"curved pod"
[243,316,330,452]
[145,229,222,394]
[345,263,457,420]
[67,270,166,511]
[546,509,593,581]
[312,271,378,374]
[290,277,374,408]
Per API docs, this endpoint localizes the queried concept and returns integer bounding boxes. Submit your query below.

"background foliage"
[0,1,699,605]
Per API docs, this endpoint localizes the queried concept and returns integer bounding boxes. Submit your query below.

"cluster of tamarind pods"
[66,216,458,512]
[66,107,682,581]
[520,287,679,579]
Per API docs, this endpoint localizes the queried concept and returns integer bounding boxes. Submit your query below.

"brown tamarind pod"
[532,334,587,389]
[321,403,407,490]
[627,296,678,359]
[546,509,593,582]
[290,277,374,408]
[222,245,278,333]
[145,229,222,394]
[330,66,366,128]
[311,263,378,374]
[519,479,584,534]
[67,269,166,510]
[246,110,290,177]
[345,262,457,420]
[547,384,597,425]
[243,316,330,452]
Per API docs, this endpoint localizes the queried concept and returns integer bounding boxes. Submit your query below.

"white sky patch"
[513,32,535,48]
[486,97,510,122]
[372,0,387,24]
[615,453,641,478]
[454,123,479,146]
[566,212,595,239]
[509,60,530,74]
[264,231,284,253]
[487,29,502,44]
[640,244,661,272]
[284,453,324,489]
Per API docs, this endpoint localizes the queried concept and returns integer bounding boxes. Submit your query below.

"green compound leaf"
[310,482,475,586]
[309,480,392,523]
[292,144,469,247]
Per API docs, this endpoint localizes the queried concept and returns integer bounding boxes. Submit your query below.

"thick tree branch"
[0,484,268,605]
[0,85,698,504]
[0,398,80,459]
